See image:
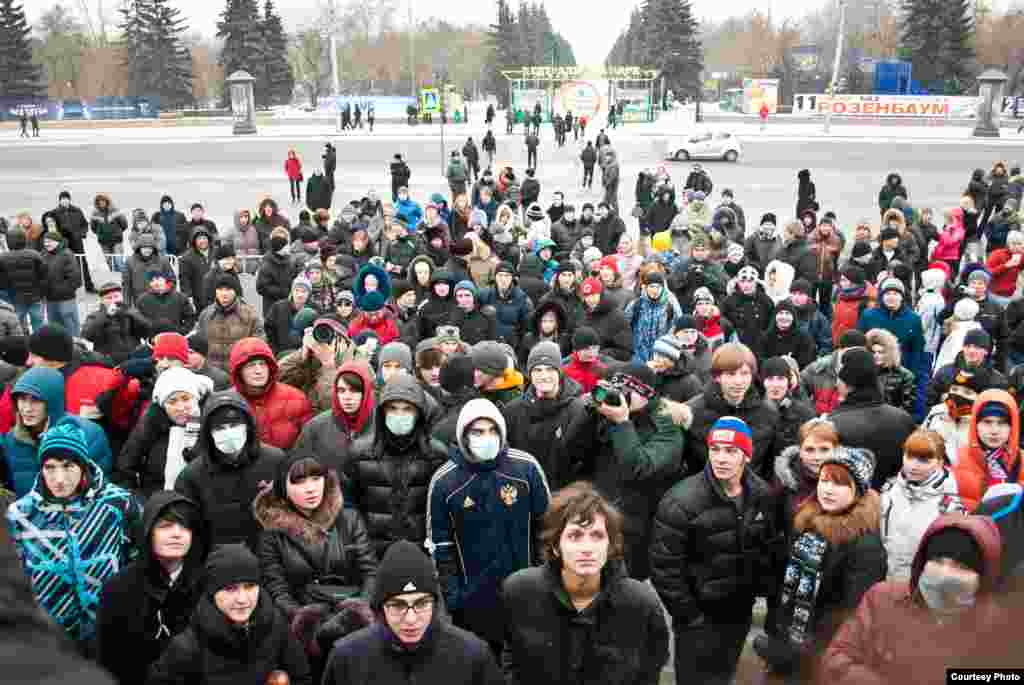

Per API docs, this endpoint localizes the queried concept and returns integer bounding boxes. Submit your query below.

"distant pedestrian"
[486,103,495,125]
[506,107,514,134]
[285,149,303,205]
[30,112,39,137]
[19,110,28,138]
[526,131,539,170]
[581,141,597,189]
[759,102,769,131]
[354,102,363,129]
[367,103,375,132]
[482,129,497,170]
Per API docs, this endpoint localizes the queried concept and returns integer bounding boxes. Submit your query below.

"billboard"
[555,80,608,119]
[793,93,980,118]
[742,78,778,115]
[0,96,160,122]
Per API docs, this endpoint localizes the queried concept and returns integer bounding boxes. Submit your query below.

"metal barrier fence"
[73,253,266,319]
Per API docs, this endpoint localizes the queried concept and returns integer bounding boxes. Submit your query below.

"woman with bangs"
[755,447,886,679]
[880,428,962,581]
[254,453,378,678]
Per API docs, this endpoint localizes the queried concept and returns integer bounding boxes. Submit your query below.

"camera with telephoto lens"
[312,323,336,345]
[591,380,624,408]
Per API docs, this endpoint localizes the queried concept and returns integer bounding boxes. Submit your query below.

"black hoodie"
[173,392,285,550]
[97,492,208,685]
[417,269,458,341]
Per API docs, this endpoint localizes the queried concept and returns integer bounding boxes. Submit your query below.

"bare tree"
[289,28,330,107]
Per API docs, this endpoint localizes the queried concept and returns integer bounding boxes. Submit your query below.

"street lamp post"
[824,0,847,134]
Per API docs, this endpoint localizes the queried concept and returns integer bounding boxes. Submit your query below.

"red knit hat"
[152,332,189,364]
[598,255,619,275]
[581,277,603,296]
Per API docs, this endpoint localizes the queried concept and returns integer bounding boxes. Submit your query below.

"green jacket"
[447,158,468,183]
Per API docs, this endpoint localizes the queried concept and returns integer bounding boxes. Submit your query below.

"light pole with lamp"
[824,0,847,134]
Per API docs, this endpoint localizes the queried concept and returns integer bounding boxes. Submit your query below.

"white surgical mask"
[211,424,247,455]
[468,434,500,462]
[385,413,416,436]
[162,202,172,211]
[917,568,977,617]
[60,199,70,208]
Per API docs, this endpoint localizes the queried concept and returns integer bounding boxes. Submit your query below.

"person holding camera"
[82,281,152,364]
[574,363,683,580]
[277,318,353,415]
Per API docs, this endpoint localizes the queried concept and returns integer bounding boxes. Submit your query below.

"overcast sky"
[26,0,1013,66]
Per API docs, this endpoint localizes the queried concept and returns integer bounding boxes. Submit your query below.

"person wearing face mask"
[115,365,212,497]
[97,492,209,685]
[759,355,815,455]
[146,543,311,685]
[39,228,82,336]
[651,416,782,685]
[880,429,963,582]
[822,514,1003,685]
[47,190,94,291]
[178,225,214,310]
[345,374,446,558]
[756,300,816,371]
[754,447,885,678]
[427,397,550,651]
[7,419,142,654]
[666,343,780,477]
[256,226,298,315]
[253,453,377,674]
[150,195,186,258]
[0,366,112,498]
[174,393,284,549]
[502,481,669,685]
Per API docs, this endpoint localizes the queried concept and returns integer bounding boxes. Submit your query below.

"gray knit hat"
[527,341,562,373]
[379,342,413,374]
[472,340,510,377]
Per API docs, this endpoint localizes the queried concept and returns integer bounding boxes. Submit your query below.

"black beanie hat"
[924,528,984,576]
[372,540,439,608]
[0,335,29,367]
[790,278,813,295]
[214,243,236,260]
[841,264,867,286]
[439,354,475,394]
[205,543,260,597]
[964,328,993,352]
[761,356,792,381]
[851,242,873,259]
[837,329,867,350]
[572,327,600,350]
[208,405,246,432]
[213,273,238,293]
[187,332,209,356]
[392,278,415,301]
[838,347,878,389]
[29,324,74,364]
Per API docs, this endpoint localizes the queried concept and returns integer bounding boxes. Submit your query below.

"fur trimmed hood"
[775,444,809,493]
[794,489,881,548]
[865,327,901,368]
[253,470,344,544]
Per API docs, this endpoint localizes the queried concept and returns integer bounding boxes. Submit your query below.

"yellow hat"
[651,231,672,253]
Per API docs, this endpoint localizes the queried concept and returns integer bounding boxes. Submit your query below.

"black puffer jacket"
[581,296,634,362]
[778,237,818,285]
[828,387,916,489]
[650,464,784,624]
[654,356,704,403]
[323,616,502,685]
[146,590,310,685]
[41,243,82,302]
[757,322,817,370]
[113,402,176,497]
[417,269,458,341]
[173,392,285,550]
[684,382,780,477]
[343,379,447,558]
[177,228,213,307]
[550,218,583,255]
[254,470,377,617]
[517,300,572,369]
[503,375,591,490]
[450,305,497,346]
[721,286,775,350]
[81,305,151,364]
[256,250,297,315]
[501,562,669,685]
[0,230,47,304]
[137,290,197,334]
[97,492,208,685]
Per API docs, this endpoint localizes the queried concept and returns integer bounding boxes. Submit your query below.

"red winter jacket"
[229,337,313,451]
[986,247,1023,297]
[284,154,302,180]
[563,353,607,393]
[347,313,400,346]
[63,356,142,432]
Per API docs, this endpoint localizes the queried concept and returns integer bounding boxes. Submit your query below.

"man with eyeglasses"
[323,539,502,685]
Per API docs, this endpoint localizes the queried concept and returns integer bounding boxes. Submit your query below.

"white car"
[665,130,742,162]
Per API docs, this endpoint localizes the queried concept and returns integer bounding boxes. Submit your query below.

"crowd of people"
[2,150,1024,685]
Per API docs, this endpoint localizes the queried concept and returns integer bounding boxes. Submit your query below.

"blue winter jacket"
[427,424,550,620]
[7,455,141,644]
[857,302,927,380]
[395,198,424,230]
[477,284,532,350]
[1,367,112,497]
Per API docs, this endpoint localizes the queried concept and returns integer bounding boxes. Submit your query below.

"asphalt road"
[3,131,1021,234]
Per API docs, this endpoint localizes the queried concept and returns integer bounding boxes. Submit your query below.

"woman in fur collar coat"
[756,446,886,679]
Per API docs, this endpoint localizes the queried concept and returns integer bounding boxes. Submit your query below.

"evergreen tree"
[0,0,43,97]
[217,0,265,106]
[900,0,974,92]
[260,0,294,106]
[120,0,193,108]
[647,0,702,99]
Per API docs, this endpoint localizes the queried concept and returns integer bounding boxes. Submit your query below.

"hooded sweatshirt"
[1,367,112,497]
[954,389,1023,510]
[152,195,187,256]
